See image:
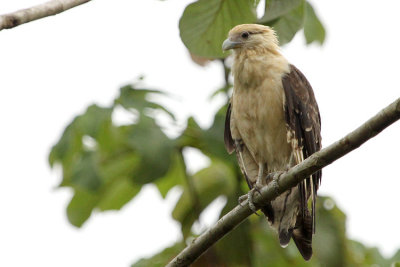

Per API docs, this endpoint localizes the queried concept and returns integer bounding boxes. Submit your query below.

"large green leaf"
[131,242,185,267]
[313,197,347,266]
[50,85,179,226]
[251,219,311,267]
[179,0,257,58]
[172,160,236,238]
[304,2,325,44]
[259,0,302,23]
[115,85,175,119]
[49,104,113,166]
[154,151,186,198]
[49,119,82,168]
[69,151,102,191]
[98,150,140,184]
[50,104,116,190]
[346,240,400,266]
[75,104,113,140]
[179,105,236,164]
[66,189,100,227]
[97,177,142,211]
[392,251,400,264]
[127,117,175,184]
[270,0,305,45]
[214,188,252,266]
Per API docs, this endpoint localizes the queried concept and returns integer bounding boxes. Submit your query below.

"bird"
[222,24,322,260]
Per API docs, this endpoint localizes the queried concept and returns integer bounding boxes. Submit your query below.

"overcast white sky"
[1,0,400,266]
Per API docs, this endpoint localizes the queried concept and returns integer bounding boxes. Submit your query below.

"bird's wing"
[224,102,256,189]
[224,102,235,154]
[282,64,322,234]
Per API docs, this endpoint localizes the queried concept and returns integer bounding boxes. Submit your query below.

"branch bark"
[0,0,91,31]
[166,97,400,267]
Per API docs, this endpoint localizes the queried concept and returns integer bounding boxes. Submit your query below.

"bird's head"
[222,24,279,53]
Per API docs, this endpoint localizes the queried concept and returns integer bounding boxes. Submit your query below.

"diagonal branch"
[0,0,91,31]
[166,97,400,267]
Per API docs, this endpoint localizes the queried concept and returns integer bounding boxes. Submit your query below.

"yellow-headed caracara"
[223,24,321,260]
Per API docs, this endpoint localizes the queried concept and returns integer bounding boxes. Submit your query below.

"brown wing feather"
[282,64,322,238]
[224,103,235,154]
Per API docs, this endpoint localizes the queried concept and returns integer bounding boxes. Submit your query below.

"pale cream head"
[222,24,279,52]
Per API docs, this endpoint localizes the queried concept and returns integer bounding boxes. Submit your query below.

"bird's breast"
[232,78,292,170]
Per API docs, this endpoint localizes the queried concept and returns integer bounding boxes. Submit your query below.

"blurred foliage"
[179,0,325,59]
[132,197,400,267]
[49,0,398,266]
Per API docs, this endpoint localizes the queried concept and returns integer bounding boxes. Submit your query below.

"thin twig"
[0,0,91,31]
[166,97,400,267]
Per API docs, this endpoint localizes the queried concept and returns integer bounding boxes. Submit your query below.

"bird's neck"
[232,49,289,89]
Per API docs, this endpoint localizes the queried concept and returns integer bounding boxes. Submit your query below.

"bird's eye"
[241,32,249,39]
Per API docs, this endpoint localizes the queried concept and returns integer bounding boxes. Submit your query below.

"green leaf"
[172,160,236,237]
[127,117,175,184]
[179,105,236,164]
[49,118,83,167]
[69,151,102,191]
[209,85,231,100]
[391,251,400,265]
[131,242,185,267]
[67,189,99,227]
[97,177,142,211]
[179,0,257,58]
[154,151,186,198]
[214,189,252,266]
[259,0,302,23]
[76,104,113,139]
[313,197,347,267]
[98,150,140,184]
[304,2,325,44]
[251,219,310,267]
[49,104,113,168]
[115,85,175,120]
[270,1,305,45]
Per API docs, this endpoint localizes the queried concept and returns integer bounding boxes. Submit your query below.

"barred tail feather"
[279,228,293,248]
[292,213,313,261]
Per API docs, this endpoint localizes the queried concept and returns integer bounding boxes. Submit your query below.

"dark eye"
[241,32,249,39]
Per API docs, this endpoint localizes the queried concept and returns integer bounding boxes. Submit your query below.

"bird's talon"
[254,183,262,194]
[238,194,248,206]
[266,171,284,196]
[247,189,260,215]
[238,189,260,215]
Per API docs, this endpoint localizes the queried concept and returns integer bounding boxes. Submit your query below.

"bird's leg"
[238,191,259,215]
[238,170,285,210]
[255,162,265,190]
[238,163,265,214]
[238,190,259,214]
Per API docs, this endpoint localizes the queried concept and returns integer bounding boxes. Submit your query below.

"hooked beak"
[222,38,242,51]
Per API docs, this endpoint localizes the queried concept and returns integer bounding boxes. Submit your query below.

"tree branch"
[166,97,400,267]
[0,0,91,31]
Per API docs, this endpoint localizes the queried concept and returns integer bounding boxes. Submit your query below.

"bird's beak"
[222,38,242,51]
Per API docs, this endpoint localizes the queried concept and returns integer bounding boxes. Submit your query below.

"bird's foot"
[238,186,262,215]
[264,171,285,196]
[238,171,285,215]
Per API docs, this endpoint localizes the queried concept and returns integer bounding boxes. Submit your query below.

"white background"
[1,0,399,266]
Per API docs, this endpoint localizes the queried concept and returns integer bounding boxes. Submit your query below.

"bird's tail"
[291,212,313,261]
